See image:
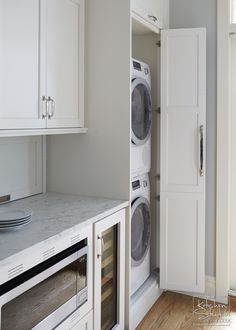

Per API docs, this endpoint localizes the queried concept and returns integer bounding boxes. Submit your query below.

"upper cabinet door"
[131,0,169,29]
[42,0,85,128]
[160,28,206,293]
[148,0,163,27]
[0,0,45,129]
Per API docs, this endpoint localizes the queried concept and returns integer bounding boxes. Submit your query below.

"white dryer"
[131,59,152,176]
[131,173,151,296]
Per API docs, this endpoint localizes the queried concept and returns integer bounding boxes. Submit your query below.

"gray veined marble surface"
[0,192,128,263]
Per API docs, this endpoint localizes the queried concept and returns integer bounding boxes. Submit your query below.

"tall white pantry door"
[160,28,206,293]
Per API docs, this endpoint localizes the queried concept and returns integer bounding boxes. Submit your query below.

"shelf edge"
[0,128,88,137]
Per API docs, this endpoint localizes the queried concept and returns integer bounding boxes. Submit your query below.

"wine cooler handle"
[97,235,102,258]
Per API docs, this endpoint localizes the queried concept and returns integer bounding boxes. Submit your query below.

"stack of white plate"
[0,208,32,231]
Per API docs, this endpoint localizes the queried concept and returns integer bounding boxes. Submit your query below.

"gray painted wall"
[46,0,131,201]
[169,0,217,277]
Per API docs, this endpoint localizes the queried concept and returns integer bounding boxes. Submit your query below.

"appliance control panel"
[131,174,150,193]
[77,287,88,307]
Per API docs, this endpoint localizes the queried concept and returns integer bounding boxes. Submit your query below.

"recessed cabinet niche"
[0,0,84,131]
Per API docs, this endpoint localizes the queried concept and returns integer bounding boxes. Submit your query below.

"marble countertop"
[0,192,128,284]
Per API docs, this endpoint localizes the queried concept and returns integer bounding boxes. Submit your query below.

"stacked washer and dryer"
[131,59,152,296]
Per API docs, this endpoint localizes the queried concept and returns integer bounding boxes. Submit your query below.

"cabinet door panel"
[45,0,84,128]
[162,111,200,190]
[131,0,148,18]
[148,0,163,26]
[160,28,206,293]
[160,193,205,292]
[161,29,206,193]
[0,0,44,129]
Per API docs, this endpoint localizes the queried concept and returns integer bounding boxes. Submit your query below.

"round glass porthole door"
[132,78,152,146]
[131,197,151,267]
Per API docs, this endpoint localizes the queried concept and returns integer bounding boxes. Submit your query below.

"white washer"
[131,173,151,296]
[131,59,152,176]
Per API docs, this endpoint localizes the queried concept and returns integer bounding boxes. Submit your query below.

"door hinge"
[155,107,161,114]
[155,195,160,202]
[156,174,160,181]
[156,40,161,47]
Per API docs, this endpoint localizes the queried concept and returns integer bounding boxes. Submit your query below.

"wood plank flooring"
[136,292,236,329]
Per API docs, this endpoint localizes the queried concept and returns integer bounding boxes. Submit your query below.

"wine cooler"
[101,226,117,330]
[94,209,125,330]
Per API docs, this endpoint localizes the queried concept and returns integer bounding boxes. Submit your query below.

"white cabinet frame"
[0,0,86,137]
[216,0,234,304]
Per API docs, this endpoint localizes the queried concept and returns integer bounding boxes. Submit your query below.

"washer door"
[132,77,152,146]
[131,196,151,267]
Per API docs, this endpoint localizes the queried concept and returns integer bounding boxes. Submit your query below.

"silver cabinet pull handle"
[148,15,158,22]
[41,96,48,119]
[97,235,102,258]
[97,235,105,259]
[48,96,55,119]
[200,125,204,177]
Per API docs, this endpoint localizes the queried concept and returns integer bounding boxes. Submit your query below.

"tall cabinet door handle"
[199,125,204,177]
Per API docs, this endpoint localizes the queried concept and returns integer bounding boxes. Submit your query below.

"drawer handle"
[148,15,158,22]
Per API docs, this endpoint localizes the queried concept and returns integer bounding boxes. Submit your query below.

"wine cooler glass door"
[94,210,125,330]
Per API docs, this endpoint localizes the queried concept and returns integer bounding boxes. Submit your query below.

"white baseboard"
[130,274,163,330]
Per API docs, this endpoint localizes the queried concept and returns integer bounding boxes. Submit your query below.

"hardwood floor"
[136,292,236,330]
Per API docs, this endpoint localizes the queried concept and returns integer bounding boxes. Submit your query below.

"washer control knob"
[143,180,148,187]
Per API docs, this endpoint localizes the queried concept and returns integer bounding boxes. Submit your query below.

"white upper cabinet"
[0,0,44,129]
[41,0,84,128]
[160,28,206,293]
[131,0,169,29]
[0,0,85,134]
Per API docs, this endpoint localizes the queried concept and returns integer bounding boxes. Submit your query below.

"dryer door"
[131,197,151,266]
[131,78,152,146]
